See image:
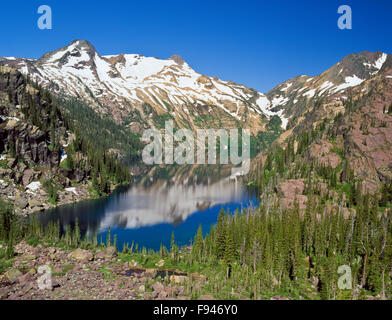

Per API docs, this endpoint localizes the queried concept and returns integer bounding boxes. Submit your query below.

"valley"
[0,41,392,300]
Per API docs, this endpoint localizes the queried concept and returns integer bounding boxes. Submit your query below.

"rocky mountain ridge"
[0,40,282,134]
[1,43,391,139]
[266,51,392,130]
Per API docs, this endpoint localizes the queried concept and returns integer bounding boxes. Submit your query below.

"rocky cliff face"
[0,66,60,166]
[0,66,92,215]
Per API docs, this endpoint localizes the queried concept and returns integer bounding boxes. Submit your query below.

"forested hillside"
[0,66,132,215]
[54,94,143,164]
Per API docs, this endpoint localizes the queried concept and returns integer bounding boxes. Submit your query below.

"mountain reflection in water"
[34,174,258,250]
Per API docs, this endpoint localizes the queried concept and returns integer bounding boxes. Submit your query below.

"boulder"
[67,248,93,262]
[176,286,185,296]
[19,254,36,264]
[18,272,32,285]
[14,196,28,209]
[191,273,206,281]
[0,287,9,299]
[138,285,145,293]
[155,259,165,267]
[28,198,43,210]
[28,268,37,276]
[152,282,165,293]
[95,246,117,260]
[145,268,157,277]
[5,268,23,283]
[169,275,187,284]
[16,162,27,174]
[22,168,35,186]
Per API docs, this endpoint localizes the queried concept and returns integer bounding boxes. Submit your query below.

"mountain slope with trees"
[0,66,131,215]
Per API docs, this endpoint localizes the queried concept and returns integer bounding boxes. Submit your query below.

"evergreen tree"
[192,225,203,261]
[215,209,227,260]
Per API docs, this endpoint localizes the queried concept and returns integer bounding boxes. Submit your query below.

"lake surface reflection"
[34,174,258,251]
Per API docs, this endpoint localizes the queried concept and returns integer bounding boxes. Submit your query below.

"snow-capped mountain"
[0,40,281,134]
[266,51,392,129]
[1,42,390,135]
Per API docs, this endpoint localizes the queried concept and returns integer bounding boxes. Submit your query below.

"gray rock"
[5,268,23,283]
[95,246,117,260]
[152,282,164,293]
[22,168,35,186]
[138,285,145,293]
[28,198,43,210]
[14,196,28,209]
[19,254,36,264]
[68,248,93,262]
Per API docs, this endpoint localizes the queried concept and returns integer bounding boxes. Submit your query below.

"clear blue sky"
[1,0,391,92]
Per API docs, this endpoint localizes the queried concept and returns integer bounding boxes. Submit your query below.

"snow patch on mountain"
[280,82,292,92]
[303,89,316,98]
[363,53,387,75]
[256,96,290,129]
[374,53,387,70]
[334,75,364,92]
[319,81,335,95]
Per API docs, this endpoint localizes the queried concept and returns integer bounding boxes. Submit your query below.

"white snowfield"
[333,75,365,93]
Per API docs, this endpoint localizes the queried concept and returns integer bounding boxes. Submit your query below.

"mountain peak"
[339,51,388,79]
[70,39,96,52]
[38,39,97,64]
[170,54,185,66]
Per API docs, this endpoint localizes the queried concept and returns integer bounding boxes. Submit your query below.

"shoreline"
[15,181,132,217]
